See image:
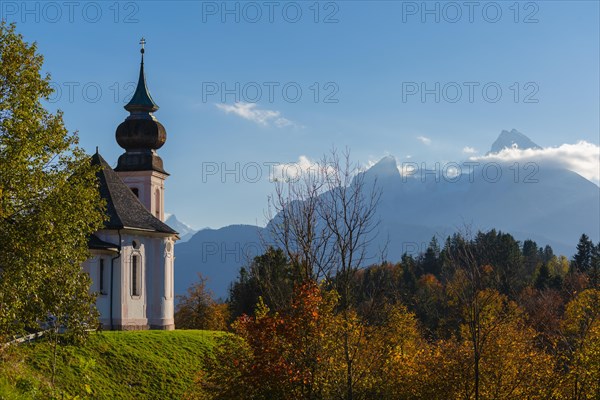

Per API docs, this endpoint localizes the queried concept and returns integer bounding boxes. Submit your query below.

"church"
[82,40,178,330]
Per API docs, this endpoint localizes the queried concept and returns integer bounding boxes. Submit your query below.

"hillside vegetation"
[0,330,223,399]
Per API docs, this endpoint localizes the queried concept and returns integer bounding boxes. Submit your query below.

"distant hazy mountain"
[488,129,542,154]
[175,225,264,299]
[175,130,600,298]
[166,215,197,243]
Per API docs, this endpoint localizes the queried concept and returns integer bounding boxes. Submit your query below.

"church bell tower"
[115,38,168,221]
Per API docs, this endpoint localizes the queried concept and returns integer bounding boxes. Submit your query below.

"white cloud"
[471,141,600,184]
[417,136,432,145]
[215,102,299,128]
[274,117,294,128]
[462,146,477,154]
[271,156,337,183]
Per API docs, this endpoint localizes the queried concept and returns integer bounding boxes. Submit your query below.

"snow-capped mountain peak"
[488,129,542,154]
[165,214,198,242]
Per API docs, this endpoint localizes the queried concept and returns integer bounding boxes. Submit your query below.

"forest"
[177,231,600,400]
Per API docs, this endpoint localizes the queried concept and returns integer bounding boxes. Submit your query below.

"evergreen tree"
[522,239,541,282]
[572,233,593,273]
[590,242,600,288]
[401,261,417,299]
[228,247,299,319]
[228,267,260,319]
[422,236,442,277]
[401,252,417,276]
[542,245,555,264]
[474,230,524,296]
[534,263,552,291]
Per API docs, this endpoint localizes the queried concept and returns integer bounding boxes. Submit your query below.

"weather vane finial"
[139,37,146,54]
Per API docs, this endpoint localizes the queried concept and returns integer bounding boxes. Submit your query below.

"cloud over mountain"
[473,140,600,185]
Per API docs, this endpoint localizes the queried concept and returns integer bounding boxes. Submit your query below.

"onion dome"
[115,38,168,174]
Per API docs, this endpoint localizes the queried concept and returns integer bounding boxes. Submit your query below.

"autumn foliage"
[182,230,600,399]
[175,274,229,331]
[188,286,598,400]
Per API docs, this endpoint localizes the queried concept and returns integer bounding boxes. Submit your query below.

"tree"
[559,289,599,399]
[349,261,417,325]
[267,159,332,282]
[268,149,382,400]
[547,255,569,287]
[534,262,552,290]
[228,267,260,320]
[467,292,557,399]
[444,232,502,400]
[195,282,341,399]
[473,230,524,296]
[362,302,422,399]
[193,282,423,400]
[522,239,541,282]
[413,274,449,339]
[542,244,555,264]
[0,22,105,343]
[444,286,557,399]
[519,286,564,350]
[228,247,301,319]
[268,149,381,295]
[590,242,600,288]
[420,236,442,277]
[175,274,229,331]
[572,233,594,274]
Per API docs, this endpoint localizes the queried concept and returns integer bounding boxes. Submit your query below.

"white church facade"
[82,41,178,330]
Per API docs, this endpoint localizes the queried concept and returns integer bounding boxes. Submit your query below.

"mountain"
[488,129,542,154]
[174,130,600,298]
[166,214,197,243]
[175,225,264,299]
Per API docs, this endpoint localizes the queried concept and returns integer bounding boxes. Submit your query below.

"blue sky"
[4,0,599,228]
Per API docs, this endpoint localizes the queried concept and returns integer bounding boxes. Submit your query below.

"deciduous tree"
[559,289,599,399]
[176,274,229,331]
[0,22,104,343]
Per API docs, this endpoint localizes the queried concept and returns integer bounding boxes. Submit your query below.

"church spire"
[115,38,168,175]
[125,37,159,113]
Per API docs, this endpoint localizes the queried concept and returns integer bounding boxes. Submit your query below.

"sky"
[3,0,599,229]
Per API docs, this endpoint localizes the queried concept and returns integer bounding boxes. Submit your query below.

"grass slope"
[1,330,223,399]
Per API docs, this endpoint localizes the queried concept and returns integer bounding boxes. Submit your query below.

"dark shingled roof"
[91,153,178,235]
[88,234,119,252]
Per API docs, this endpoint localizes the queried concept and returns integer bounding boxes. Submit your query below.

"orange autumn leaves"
[189,284,599,400]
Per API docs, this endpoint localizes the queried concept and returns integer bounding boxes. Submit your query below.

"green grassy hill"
[0,330,224,399]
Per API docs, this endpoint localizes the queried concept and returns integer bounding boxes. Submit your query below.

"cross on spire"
[124,36,158,113]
